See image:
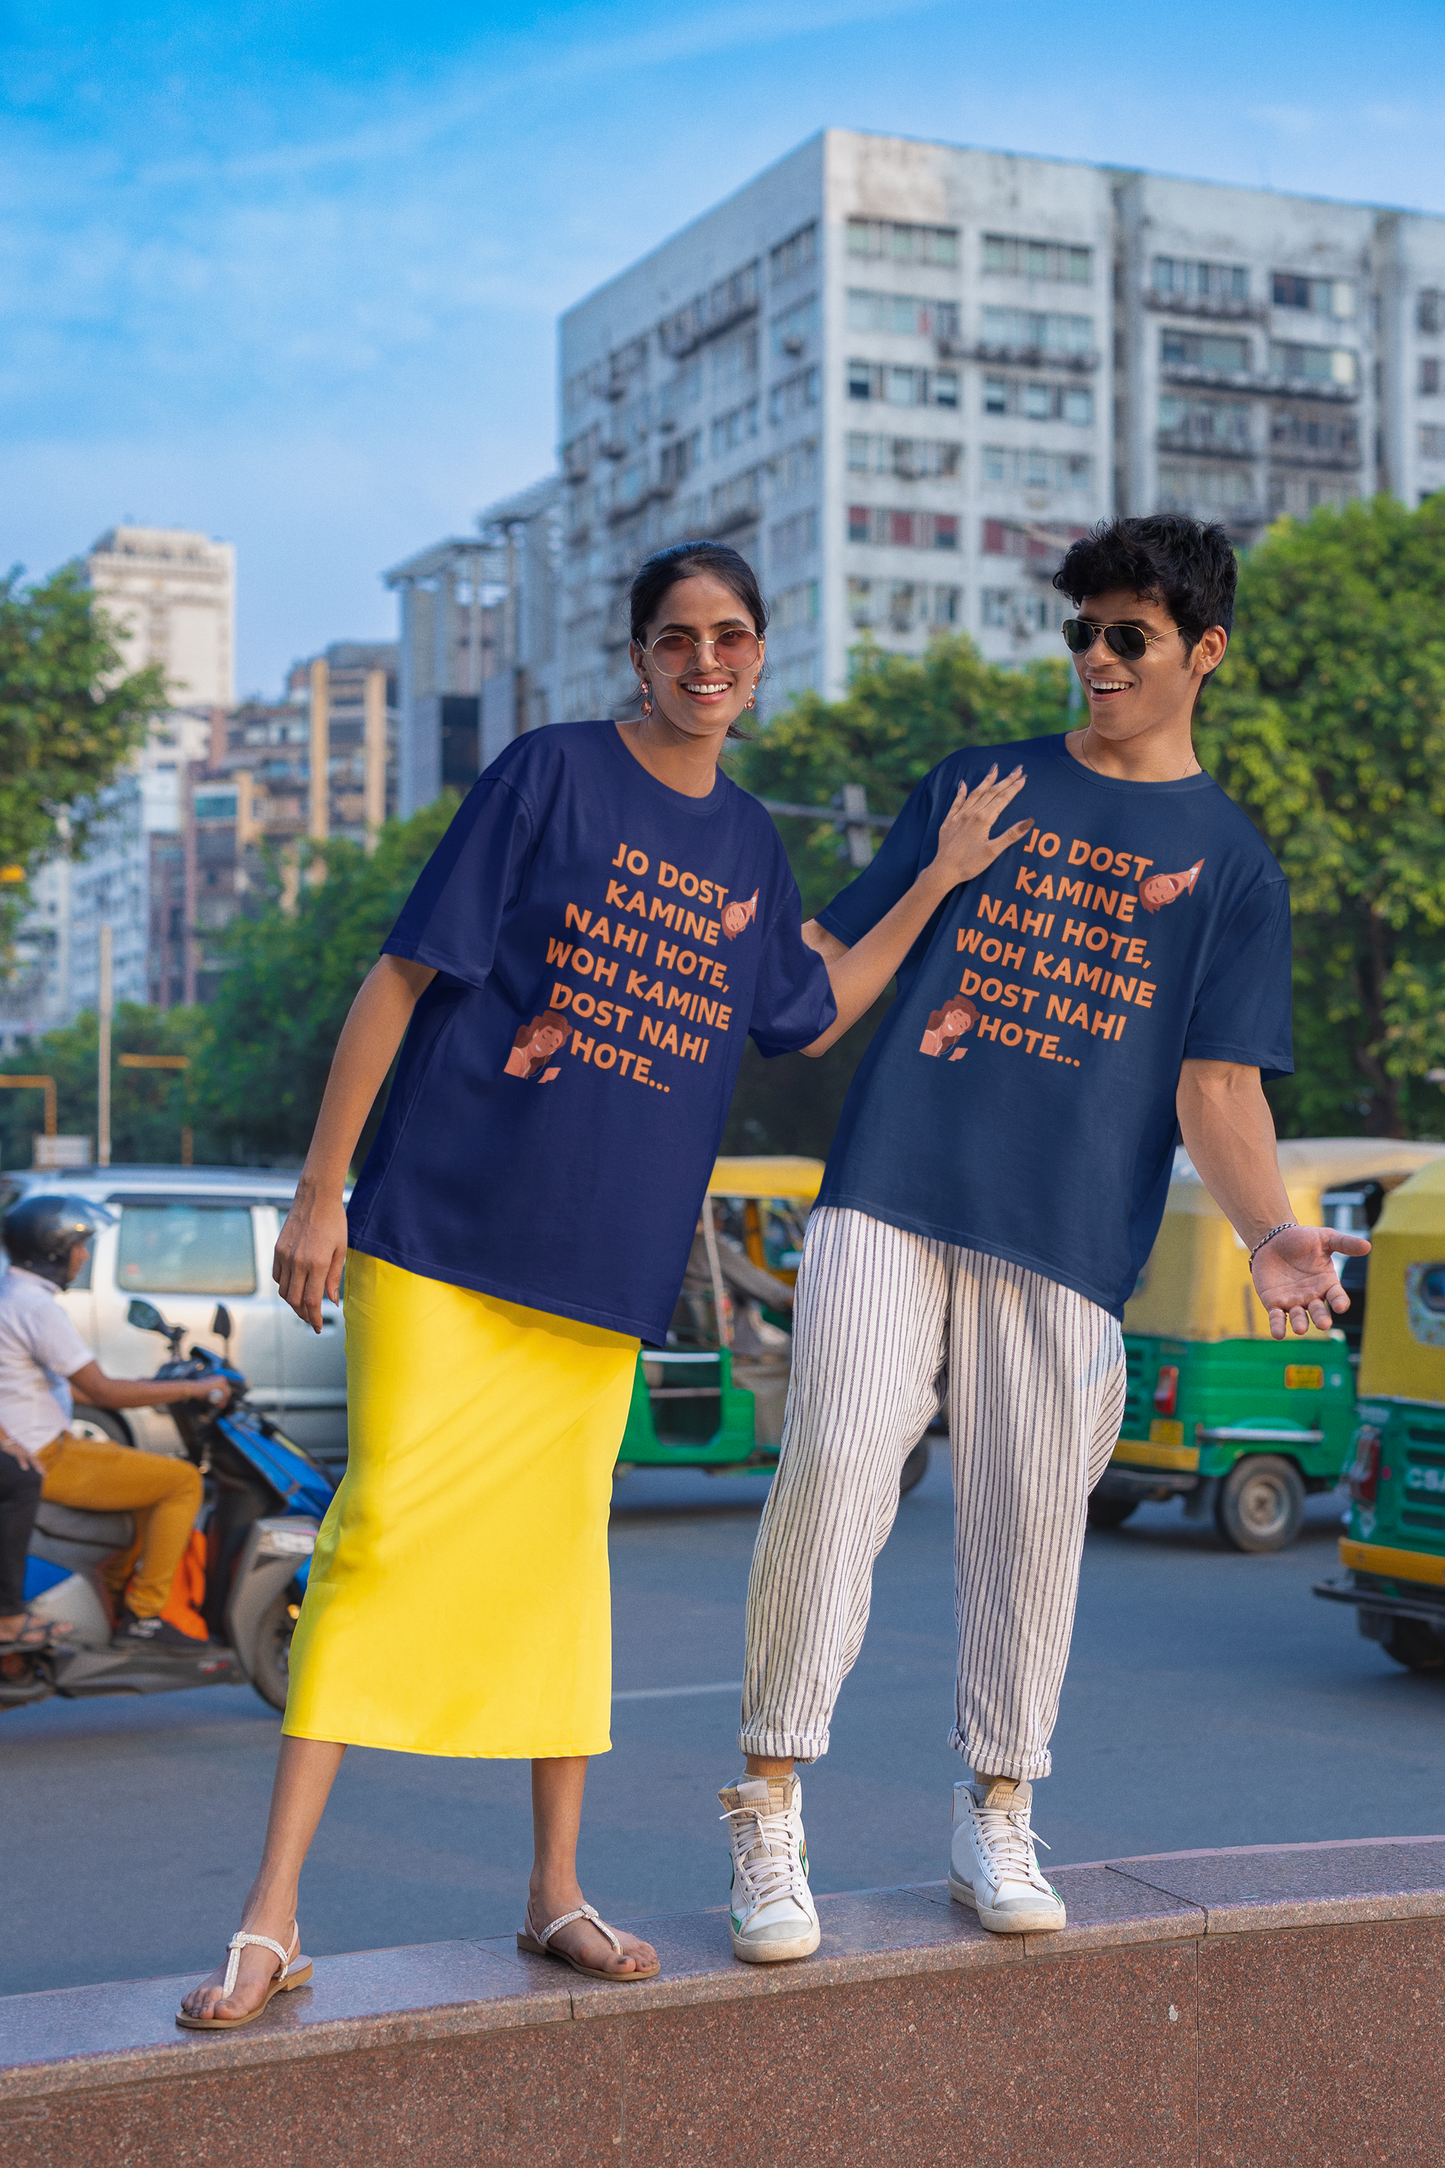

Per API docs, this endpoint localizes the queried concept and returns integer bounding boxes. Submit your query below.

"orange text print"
[1139,859,1203,915]
[920,994,978,1057]
[721,889,759,940]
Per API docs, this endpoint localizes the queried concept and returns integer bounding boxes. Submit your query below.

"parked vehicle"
[0,1167,347,1470]
[1092,1140,1444,1552]
[616,1155,931,1496]
[4,1299,334,1714]
[1314,1156,1445,1670]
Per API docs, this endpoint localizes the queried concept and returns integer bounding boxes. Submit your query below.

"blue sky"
[5,0,1444,695]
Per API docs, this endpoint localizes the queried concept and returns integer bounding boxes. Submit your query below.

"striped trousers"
[740,1208,1127,1781]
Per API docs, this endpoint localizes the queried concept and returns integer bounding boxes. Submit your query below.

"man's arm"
[1176,1059,1369,1339]
[68,1361,231,1413]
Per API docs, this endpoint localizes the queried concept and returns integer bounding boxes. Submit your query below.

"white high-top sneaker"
[718,1774,821,1964]
[948,1777,1067,1934]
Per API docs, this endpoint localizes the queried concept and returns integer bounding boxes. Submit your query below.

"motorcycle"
[3,1299,336,1715]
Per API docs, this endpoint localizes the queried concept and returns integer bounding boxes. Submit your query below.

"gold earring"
[746,675,758,712]
[639,681,652,718]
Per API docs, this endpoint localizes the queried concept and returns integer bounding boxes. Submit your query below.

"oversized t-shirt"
[347,721,836,1344]
[817,733,1292,1319]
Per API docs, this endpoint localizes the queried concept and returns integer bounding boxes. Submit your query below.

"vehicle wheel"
[1214,1456,1306,1553]
[1381,1618,1445,1673]
[899,1440,930,1496]
[249,1590,297,1712]
[68,1409,134,1449]
[1087,1494,1138,1530]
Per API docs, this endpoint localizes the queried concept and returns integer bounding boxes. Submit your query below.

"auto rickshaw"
[613,1154,931,1493]
[1314,1154,1445,1671]
[1091,1139,1445,1552]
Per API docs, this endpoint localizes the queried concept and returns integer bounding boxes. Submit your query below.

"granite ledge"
[1,1837,1441,2107]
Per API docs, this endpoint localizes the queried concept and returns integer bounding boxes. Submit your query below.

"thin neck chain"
[1071,729,1200,783]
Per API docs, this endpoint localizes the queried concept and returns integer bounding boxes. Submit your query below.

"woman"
[178,539,1028,2025]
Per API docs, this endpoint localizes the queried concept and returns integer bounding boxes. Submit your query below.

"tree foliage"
[1195,493,1445,1138]
[0,566,166,875]
[185,799,461,1164]
[0,1003,205,1172]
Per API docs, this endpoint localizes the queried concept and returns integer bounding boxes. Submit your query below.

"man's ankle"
[743,1754,794,1779]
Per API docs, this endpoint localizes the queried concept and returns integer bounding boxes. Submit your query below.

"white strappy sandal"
[516,1902,660,1982]
[175,1923,314,2029]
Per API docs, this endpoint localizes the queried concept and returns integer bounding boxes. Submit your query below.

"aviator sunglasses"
[1061,617,1174,662]
[641,628,761,677]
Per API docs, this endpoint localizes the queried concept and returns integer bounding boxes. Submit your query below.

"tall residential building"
[385,477,561,814]
[558,130,1445,721]
[86,525,236,710]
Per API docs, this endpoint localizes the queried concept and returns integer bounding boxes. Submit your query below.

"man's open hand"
[1252,1224,1370,1339]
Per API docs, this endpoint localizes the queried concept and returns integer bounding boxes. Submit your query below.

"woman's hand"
[274,1186,350,1332]
[924,768,1030,897]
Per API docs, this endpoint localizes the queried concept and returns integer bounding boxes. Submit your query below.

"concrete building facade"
[557,130,1445,724]
[86,525,236,710]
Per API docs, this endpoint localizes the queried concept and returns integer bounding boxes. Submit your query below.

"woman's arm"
[273,955,437,1329]
[800,767,1028,1057]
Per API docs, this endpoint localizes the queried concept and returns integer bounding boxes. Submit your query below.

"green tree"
[0,1003,206,1172]
[187,799,460,1165]
[721,634,1073,1154]
[0,565,166,878]
[1195,493,1445,1139]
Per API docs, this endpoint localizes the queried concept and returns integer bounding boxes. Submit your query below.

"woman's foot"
[525,1879,657,1977]
[177,1911,299,2024]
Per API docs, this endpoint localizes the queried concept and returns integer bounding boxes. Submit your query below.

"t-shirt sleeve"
[382,778,535,990]
[815,777,933,948]
[1182,878,1294,1079]
[32,1300,94,1380]
[750,887,838,1058]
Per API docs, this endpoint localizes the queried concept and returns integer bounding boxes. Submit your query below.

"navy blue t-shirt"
[817,733,1292,1319]
[347,721,835,1343]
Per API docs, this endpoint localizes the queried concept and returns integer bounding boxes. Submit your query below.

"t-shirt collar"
[602,721,731,820]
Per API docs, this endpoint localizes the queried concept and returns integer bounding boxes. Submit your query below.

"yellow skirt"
[282,1250,640,1758]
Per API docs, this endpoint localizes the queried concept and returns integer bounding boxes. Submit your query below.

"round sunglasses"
[1061,617,1174,662]
[640,629,761,677]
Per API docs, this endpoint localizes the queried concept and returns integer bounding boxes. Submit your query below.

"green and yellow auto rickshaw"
[1314,1154,1445,1670]
[1091,1139,1444,1552]
[614,1154,931,1495]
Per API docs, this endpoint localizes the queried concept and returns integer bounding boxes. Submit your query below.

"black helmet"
[2,1194,117,1289]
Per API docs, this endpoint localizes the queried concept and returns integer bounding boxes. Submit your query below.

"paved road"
[4,1452,1443,1998]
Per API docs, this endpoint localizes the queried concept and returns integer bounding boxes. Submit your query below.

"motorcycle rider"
[0,1196,231,1651]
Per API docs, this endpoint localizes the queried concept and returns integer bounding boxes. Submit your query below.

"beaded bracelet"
[1248,1221,1297,1266]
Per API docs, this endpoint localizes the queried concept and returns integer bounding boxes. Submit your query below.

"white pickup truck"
[0,1166,348,1471]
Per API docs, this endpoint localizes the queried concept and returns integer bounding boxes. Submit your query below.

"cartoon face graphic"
[721,889,759,940]
[505,1010,570,1081]
[919,995,978,1057]
[1139,859,1204,915]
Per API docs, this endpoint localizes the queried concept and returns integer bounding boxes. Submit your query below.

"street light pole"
[97,923,113,1168]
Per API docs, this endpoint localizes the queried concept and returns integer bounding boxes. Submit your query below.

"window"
[981,446,1094,492]
[847,507,958,549]
[1161,329,1252,374]
[1423,426,1445,461]
[659,432,701,486]
[1420,291,1444,336]
[1273,273,1355,319]
[1268,341,1357,388]
[981,518,1085,562]
[710,469,762,526]
[848,575,875,627]
[981,308,1094,358]
[771,509,820,563]
[772,438,819,493]
[847,360,959,407]
[1158,396,1253,450]
[710,401,759,457]
[1270,408,1358,456]
[1157,462,1256,511]
[769,366,821,423]
[116,1203,257,1296]
[983,375,1094,425]
[658,261,760,358]
[982,589,1052,633]
[711,327,759,390]
[846,290,961,340]
[846,433,962,478]
[193,792,237,822]
[1421,358,1441,397]
[847,217,958,266]
[770,294,819,358]
[848,579,960,633]
[770,223,817,284]
[658,361,702,421]
[983,234,1092,284]
[1152,257,1249,306]
[774,653,817,697]
[771,580,819,632]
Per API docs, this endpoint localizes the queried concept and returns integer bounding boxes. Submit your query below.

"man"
[0,1195,231,1650]
[718,514,1367,1962]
